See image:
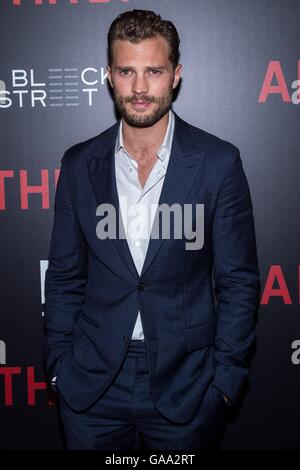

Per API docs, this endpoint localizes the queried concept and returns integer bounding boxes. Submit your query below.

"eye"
[150,69,162,75]
[120,69,132,76]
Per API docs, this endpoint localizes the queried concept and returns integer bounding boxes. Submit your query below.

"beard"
[113,86,173,128]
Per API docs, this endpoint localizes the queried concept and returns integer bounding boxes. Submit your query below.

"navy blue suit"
[44,112,260,448]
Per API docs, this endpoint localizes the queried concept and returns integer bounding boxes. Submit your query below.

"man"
[44,9,260,450]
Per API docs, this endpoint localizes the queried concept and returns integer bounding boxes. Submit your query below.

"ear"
[172,64,182,90]
[106,65,113,88]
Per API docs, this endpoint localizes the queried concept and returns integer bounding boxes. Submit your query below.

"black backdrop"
[0,0,299,449]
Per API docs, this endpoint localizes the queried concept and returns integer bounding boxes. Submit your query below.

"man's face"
[107,36,181,128]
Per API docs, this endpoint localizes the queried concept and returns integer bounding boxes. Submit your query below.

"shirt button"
[138,281,147,291]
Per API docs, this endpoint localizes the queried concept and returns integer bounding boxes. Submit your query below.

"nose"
[132,73,149,95]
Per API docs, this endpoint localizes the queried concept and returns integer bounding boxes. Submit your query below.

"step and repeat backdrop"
[0,0,299,449]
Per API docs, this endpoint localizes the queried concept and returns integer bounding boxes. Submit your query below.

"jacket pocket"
[80,312,100,328]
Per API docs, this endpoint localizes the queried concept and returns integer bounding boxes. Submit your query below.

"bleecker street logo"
[258,60,300,104]
[0,67,108,108]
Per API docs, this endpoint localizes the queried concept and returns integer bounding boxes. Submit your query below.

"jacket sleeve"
[211,150,260,405]
[44,153,88,382]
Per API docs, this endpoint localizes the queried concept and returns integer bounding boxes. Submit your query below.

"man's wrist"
[223,394,229,404]
[51,376,57,389]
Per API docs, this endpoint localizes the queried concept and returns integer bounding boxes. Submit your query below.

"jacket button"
[138,281,147,291]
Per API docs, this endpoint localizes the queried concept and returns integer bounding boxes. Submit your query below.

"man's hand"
[223,394,229,405]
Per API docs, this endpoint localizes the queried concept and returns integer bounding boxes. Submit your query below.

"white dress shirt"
[114,110,175,340]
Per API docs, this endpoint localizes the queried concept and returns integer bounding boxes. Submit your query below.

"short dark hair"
[107,9,180,69]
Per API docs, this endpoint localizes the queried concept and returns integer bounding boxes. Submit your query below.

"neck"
[122,112,169,157]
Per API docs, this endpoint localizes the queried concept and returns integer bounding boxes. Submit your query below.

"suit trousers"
[57,339,227,450]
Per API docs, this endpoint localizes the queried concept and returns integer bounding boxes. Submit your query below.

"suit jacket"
[44,112,260,422]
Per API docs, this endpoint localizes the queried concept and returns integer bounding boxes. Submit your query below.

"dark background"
[0,0,299,449]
